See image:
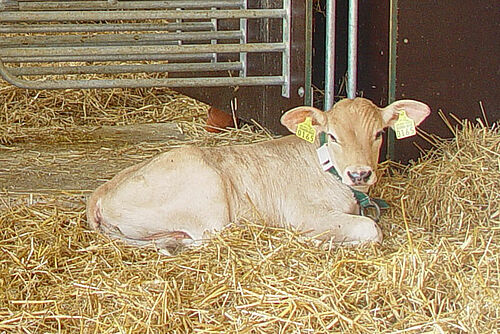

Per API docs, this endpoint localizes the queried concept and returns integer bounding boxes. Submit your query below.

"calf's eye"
[328,134,337,143]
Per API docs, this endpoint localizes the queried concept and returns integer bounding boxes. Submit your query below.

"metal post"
[304,0,313,106]
[347,0,358,99]
[387,0,398,160]
[239,0,247,78]
[281,0,291,98]
[324,0,336,110]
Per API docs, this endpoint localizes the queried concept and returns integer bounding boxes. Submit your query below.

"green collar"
[319,132,389,222]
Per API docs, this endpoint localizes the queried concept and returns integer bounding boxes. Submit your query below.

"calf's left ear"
[281,106,326,134]
[381,100,431,128]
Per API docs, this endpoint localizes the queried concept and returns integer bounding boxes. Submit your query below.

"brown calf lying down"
[87,97,430,252]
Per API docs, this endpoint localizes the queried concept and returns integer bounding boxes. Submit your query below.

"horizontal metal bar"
[0,31,243,48]
[0,66,284,90]
[9,62,243,76]
[0,43,285,58]
[0,9,286,22]
[16,1,244,11]
[1,53,216,63]
[0,22,214,33]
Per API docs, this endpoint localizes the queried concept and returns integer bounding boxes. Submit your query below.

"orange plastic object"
[206,106,237,133]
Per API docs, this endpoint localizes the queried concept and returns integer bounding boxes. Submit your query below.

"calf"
[87,98,430,251]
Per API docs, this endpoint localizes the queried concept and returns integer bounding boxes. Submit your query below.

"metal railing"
[0,0,291,97]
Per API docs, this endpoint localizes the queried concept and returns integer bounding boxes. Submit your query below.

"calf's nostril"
[347,171,360,183]
[347,170,372,184]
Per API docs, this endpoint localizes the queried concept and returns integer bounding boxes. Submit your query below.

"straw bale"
[0,78,498,332]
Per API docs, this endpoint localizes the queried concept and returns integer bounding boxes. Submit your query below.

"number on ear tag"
[296,117,316,143]
[394,110,416,139]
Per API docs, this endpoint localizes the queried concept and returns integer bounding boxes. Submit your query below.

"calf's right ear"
[280,106,326,134]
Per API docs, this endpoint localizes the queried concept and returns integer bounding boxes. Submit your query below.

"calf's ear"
[280,106,327,134]
[381,100,431,128]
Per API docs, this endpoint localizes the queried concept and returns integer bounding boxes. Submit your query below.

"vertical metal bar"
[239,0,247,77]
[387,0,398,160]
[281,0,291,98]
[324,0,336,110]
[304,0,313,106]
[211,7,218,63]
[176,7,183,47]
[347,0,358,99]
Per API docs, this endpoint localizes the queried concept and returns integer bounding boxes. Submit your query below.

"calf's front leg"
[292,209,383,245]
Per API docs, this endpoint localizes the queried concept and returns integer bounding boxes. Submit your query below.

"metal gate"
[0,0,310,131]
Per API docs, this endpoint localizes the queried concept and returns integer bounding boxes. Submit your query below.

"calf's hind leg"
[88,157,232,251]
[94,206,196,251]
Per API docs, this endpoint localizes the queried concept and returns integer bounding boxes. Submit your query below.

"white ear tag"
[316,145,334,171]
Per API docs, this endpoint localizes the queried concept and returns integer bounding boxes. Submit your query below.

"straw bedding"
[0,83,498,333]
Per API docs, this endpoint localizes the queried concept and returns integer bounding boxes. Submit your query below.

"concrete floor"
[0,122,183,207]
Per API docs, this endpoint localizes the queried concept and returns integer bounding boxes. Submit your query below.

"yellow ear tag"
[394,110,416,139]
[296,117,316,143]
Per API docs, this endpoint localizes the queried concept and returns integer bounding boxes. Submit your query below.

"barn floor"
[1,122,184,208]
[0,85,498,333]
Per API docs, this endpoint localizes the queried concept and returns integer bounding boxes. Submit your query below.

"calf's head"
[281,98,430,189]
